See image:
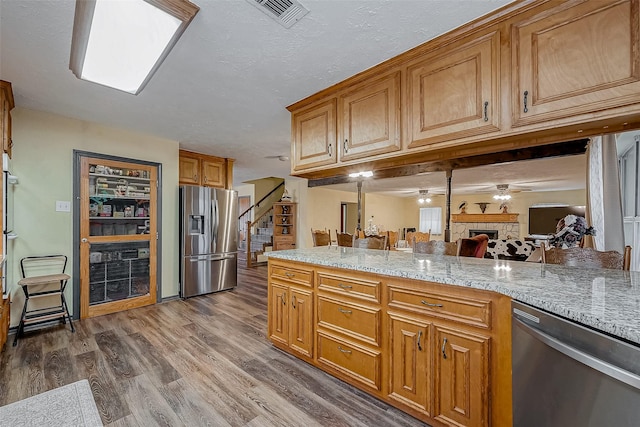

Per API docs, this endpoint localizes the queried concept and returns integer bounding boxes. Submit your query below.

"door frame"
[72,150,163,320]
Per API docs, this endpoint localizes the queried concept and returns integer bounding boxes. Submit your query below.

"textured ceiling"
[1,0,635,197]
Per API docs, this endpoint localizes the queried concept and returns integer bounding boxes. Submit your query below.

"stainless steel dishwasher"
[512,300,640,427]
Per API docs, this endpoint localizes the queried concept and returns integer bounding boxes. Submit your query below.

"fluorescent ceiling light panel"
[70,0,199,95]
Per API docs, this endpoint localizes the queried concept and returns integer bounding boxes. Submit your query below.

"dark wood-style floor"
[0,265,428,426]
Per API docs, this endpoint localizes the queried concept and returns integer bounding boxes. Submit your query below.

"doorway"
[238,195,251,243]
[341,202,358,234]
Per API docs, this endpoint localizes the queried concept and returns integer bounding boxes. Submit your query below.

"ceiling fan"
[264,155,290,162]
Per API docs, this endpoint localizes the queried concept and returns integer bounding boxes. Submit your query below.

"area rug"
[0,379,102,426]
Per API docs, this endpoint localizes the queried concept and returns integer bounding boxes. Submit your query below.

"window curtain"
[586,135,625,251]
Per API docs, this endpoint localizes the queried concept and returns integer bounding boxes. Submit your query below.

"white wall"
[9,108,180,325]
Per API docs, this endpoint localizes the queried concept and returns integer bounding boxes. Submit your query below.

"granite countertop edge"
[265,247,640,346]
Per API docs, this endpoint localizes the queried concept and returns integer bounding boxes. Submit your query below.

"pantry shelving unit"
[76,152,159,319]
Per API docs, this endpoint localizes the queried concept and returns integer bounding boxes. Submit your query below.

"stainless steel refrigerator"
[180,185,238,298]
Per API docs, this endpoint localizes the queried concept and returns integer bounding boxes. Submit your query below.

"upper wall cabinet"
[407,31,500,148]
[339,71,401,161]
[178,150,234,189]
[291,98,337,172]
[511,0,640,127]
[0,81,15,159]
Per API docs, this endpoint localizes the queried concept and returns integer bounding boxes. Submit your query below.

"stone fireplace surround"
[452,222,520,241]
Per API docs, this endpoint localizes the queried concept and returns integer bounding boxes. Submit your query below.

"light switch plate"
[56,201,71,212]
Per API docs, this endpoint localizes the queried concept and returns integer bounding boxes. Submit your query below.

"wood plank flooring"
[0,265,429,426]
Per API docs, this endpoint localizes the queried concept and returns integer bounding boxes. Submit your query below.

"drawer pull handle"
[442,337,448,359]
[338,346,352,354]
[327,143,332,156]
[338,307,352,314]
[483,101,489,122]
[285,272,295,278]
[523,90,529,113]
[292,295,296,309]
[343,139,349,154]
[280,293,286,306]
[421,300,443,308]
[338,284,352,290]
[417,330,423,351]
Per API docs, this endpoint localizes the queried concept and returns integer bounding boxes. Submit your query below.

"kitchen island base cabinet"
[267,263,314,360]
[267,259,512,427]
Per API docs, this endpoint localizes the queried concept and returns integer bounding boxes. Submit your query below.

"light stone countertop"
[265,246,640,346]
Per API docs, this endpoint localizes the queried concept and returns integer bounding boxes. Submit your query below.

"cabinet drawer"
[270,264,312,287]
[317,272,381,303]
[317,296,381,346]
[388,284,491,328]
[317,332,381,391]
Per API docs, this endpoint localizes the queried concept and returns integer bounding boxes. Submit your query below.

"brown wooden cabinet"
[267,259,512,427]
[267,263,314,360]
[433,324,490,427]
[272,202,297,251]
[178,150,233,188]
[288,0,640,180]
[339,71,402,161]
[0,295,9,351]
[511,0,640,127]
[316,280,383,392]
[0,80,14,159]
[388,313,432,416]
[407,31,500,148]
[291,98,337,172]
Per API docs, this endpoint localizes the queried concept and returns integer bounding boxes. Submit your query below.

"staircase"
[238,180,285,267]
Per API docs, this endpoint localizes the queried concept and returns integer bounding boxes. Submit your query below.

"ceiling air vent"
[248,0,309,29]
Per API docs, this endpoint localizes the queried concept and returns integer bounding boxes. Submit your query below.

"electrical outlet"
[55,201,71,212]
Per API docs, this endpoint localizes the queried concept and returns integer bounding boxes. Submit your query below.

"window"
[419,207,442,235]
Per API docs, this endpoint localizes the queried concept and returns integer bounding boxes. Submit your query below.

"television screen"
[528,206,586,236]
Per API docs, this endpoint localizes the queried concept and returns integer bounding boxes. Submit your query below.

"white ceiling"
[0,0,637,198]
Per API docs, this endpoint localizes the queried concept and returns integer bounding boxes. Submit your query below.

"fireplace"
[469,229,498,239]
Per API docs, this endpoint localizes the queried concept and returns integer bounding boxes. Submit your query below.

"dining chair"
[336,230,353,247]
[405,231,415,247]
[457,234,490,258]
[387,230,399,249]
[540,243,632,270]
[311,228,331,247]
[413,230,431,244]
[413,240,458,256]
[353,234,388,250]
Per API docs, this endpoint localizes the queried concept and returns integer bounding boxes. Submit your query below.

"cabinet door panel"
[512,0,640,126]
[408,31,500,148]
[434,325,489,427]
[388,314,432,416]
[289,287,313,358]
[340,72,401,161]
[179,156,200,185]
[202,159,225,188]
[292,99,337,171]
[269,283,289,346]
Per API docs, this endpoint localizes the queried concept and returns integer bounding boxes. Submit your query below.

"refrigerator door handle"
[189,254,235,262]
[211,197,219,253]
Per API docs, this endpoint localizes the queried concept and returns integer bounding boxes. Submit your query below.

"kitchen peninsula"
[266,247,640,427]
